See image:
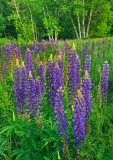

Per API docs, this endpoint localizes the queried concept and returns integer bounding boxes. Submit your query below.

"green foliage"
[0,0,113,41]
[0,38,113,160]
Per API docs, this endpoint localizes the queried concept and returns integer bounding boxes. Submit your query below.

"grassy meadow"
[0,38,113,160]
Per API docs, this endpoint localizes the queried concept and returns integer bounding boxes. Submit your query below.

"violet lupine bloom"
[68,48,80,106]
[68,50,77,105]
[84,56,91,74]
[82,70,92,119]
[56,54,63,71]
[54,86,69,157]
[41,39,47,50]
[33,44,40,53]
[64,40,70,52]
[36,76,42,104]
[50,38,54,47]
[46,55,56,106]
[55,63,63,91]
[13,59,24,114]
[72,90,86,147]
[5,43,12,64]
[14,46,20,59]
[101,61,109,103]
[76,54,80,89]
[21,61,28,112]
[38,61,44,93]
[26,52,34,77]
[25,71,37,115]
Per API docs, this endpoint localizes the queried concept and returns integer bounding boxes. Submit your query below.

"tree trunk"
[12,0,21,22]
[77,12,81,38]
[68,11,79,39]
[82,0,85,38]
[27,2,36,42]
[86,9,93,37]
[43,6,51,40]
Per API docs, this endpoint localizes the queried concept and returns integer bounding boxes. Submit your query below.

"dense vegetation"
[0,38,113,160]
[0,0,113,159]
[0,0,113,41]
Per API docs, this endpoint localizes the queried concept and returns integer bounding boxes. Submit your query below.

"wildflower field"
[0,38,113,160]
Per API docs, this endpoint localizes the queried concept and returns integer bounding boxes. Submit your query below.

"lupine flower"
[68,50,77,106]
[64,40,70,52]
[82,70,92,119]
[13,59,24,114]
[33,44,40,53]
[50,38,54,47]
[55,63,63,92]
[14,46,20,59]
[41,39,47,50]
[68,47,80,106]
[5,43,14,72]
[76,54,80,89]
[72,90,86,147]
[46,54,56,106]
[26,52,34,77]
[5,43,12,63]
[36,76,42,103]
[38,61,44,93]
[25,71,37,115]
[54,86,69,157]
[101,61,109,103]
[56,54,62,71]
[84,56,91,74]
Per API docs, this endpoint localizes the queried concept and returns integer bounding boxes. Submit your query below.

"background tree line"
[0,0,113,41]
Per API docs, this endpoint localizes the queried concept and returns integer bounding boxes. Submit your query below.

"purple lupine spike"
[64,40,70,52]
[26,52,34,77]
[25,71,37,115]
[13,59,24,114]
[54,86,69,157]
[68,49,80,106]
[55,63,63,90]
[84,56,91,74]
[68,50,76,105]
[5,43,12,64]
[41,39,47,50]
[14,46,20,59]
[46,55,56,106]
[76,54,80,89]
[50,38,54,47]
[36,76,42,104]
[101,61,109,103]
[82,70,92,119]
[56,54,63,71]
[21,61,28,113]
[33,44,40,53]
[38,61,44,93]
[72,90,86,147]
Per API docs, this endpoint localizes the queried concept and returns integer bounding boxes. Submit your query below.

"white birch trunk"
[77,12,81,38]
[27,2,36,42]
[12,0,21,22]
[69,11,79,39]
[86,9,93,37]
[82,0,85,38]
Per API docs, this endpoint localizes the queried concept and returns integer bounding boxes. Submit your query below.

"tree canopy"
[0,0,113,41]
